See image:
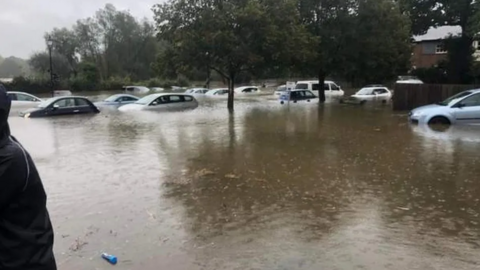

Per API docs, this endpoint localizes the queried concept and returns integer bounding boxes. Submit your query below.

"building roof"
[413,26,462,42]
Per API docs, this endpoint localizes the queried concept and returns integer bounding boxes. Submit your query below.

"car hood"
[19,107,42,117]
[411,104,443,114]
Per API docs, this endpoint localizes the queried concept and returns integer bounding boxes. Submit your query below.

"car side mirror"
[52,104,59,110]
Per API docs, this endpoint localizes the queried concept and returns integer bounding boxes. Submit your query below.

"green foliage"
[411,62,448,84]
[153,0,312,109]
[0,56,29,78]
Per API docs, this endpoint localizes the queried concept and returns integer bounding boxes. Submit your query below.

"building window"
[436,43,447,54]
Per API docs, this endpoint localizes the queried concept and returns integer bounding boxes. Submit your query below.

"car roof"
[7,91,39,96]
[290,89,314,92]
[296,80,335,84]
[468,89,480,93]
[235,86,258,89]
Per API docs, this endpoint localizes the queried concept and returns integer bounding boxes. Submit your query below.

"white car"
[273,85,287,97]
[234,86,260,94]
[409,89,480,125]
[151,87,165,92]
[295,80,344,97]
[118,93,198,112]
[205,88,229,96]
[351,86,392,102]
[7,91,42,108]
[123,86,150,94]
[279,89,318,105]
[185,88,209,95]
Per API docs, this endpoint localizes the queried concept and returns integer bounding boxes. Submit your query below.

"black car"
[19,96,100,118]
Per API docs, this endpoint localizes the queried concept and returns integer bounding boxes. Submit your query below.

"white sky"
[0,0,164,59]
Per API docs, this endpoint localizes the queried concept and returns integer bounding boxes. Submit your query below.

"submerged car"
[273,85,287,97]
[19,96,100,118]
[118,93,198,112]
[295,80,345,97]
[7,91,42,108]
[351,86,392,102]
[409,89,480,125]
[185,88,209,95]
[123,85,150,94]
[234,86,260,94]
[94,94,139,108]
[205,88,229,96]
[279,89,318,105]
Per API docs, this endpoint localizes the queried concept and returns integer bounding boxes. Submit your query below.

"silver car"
[409,89,480,125]
[118,93,198,112]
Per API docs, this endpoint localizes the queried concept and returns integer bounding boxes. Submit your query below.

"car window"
[331,84,340,91]
[119,96,137,102]
[75,98,90,106]
[290,91,299,99]
[459,93,480,107]
[17,93,38,102]
[324,83,330,90]
[373,88,388,94]
[312,84,320,91]
[126,87,134,91]
[169,95,182,102]
[295,83,308,90]
[242,88,253,93]
[201,89,208,94]
[54,98,76,108]
[151,96,169,105]
[184,95,193,101]
[304,91,315,98]
[7,93,17,101]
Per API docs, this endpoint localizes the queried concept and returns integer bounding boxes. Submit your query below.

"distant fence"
[393,83,480,111]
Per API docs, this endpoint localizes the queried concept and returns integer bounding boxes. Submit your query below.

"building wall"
[411,41,447,69]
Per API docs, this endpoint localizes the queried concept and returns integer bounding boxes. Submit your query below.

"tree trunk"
[227,74,235,111]
[318,70,326,103]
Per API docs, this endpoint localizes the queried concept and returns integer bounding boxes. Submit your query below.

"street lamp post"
[47,36,54,97]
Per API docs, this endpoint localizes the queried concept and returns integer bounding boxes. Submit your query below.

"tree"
[0,57,29,78]
[297,0,357,102]
[346,0,412,85]
[153,0,312,111]
[28,52,71,79]
[400,0,480,83]
[45,28,80,77]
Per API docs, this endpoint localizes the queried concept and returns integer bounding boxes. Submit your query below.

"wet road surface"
[8,94,480,270]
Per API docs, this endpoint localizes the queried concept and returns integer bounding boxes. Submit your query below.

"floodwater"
[8,94,480,270]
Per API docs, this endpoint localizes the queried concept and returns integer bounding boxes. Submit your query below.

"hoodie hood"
[0,84,11,147]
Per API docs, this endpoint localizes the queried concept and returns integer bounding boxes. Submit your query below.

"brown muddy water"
[8,94,480,270]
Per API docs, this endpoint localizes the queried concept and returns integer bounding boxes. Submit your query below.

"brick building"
[411,26,480,69]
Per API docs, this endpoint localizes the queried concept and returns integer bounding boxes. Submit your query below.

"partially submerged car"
[19,96,100,118]
[94,94,139,108]
[295,80,344,97]
[7,91,42,108]
[185,88,209,95]
[118,93,198,112]
[351,86,392,103]
[273,85,287,97]
[234,86,260,94]
[409,89,480,125]
[123,85,150,94]
[205,88,229,96]
[279,89,318,105]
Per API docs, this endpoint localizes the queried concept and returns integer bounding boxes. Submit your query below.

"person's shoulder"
[0,139,29,165]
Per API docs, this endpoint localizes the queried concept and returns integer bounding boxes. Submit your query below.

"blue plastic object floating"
[101,253,118,265]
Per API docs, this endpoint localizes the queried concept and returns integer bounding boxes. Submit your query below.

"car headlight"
[411,111,423,118]
[23,113,30,118]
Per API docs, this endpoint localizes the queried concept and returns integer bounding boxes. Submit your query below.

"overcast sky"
[0,0,164,59]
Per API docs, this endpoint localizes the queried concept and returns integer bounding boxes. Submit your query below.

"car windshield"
[356,88,373,95]
[295,83,308,89]
[437,91,472,106]
[105,95,121,102]
[38,98,56,108]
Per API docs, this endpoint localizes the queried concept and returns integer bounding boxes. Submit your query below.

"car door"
[74,98,96,114]
[322,83,332,96]
[147,96,169,111]
[451,93,480,124]
[167,95,186,109]
[46,98,76,116]
[330,83,343,96]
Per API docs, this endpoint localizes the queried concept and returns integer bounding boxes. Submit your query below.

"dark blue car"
[19,96,100,118]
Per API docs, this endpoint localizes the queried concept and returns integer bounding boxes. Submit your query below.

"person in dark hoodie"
[0,84,57,270]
